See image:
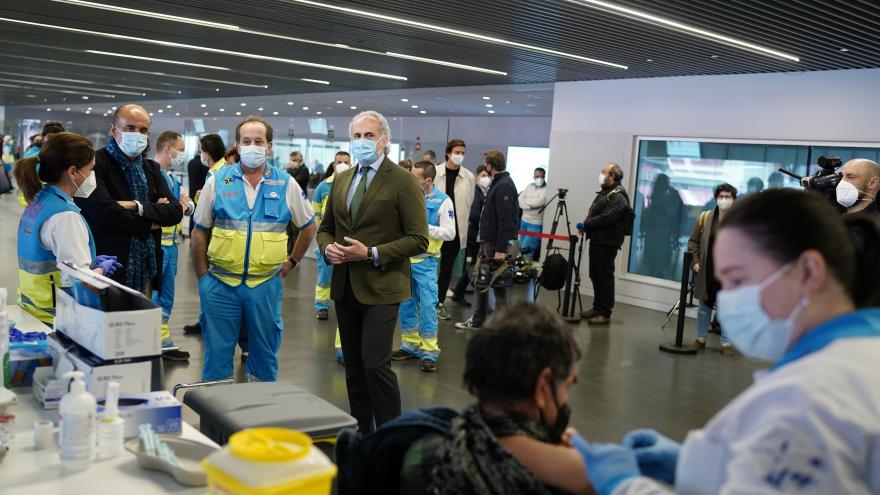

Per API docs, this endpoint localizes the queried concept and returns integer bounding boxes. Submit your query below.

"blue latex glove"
[571,433,640,495]
[622,429,681,486]
[94,255,123,275]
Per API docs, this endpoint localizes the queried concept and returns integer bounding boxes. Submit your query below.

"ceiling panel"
[0,0,875,107]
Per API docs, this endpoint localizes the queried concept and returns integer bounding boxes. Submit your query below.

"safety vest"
[160,169,181,246]
[207,165,291,288]
[206,157,227,178]
[411,187,450,264]
[17,184,96,324]
[311,175,334,224]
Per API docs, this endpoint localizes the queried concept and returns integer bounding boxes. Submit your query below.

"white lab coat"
[615,337,880,495]
[518,183,549,225]
[435,163,475,249]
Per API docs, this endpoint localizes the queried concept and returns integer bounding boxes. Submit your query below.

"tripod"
[535,189,584,321]
[540,189,573,251]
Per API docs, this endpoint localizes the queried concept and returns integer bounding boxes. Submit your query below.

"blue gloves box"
[98,391,182,438]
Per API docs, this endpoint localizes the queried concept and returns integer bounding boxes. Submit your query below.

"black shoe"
[450,296,472,307]
[391,348,418,361]
[316,309,329,321]
[454,318,481,330]
[162,348,190,361]
[183,322,202,335]
[420,359,438,373]
[240,351,249,362]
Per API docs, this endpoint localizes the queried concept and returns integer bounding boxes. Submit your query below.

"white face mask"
[450,154,465,166]
[836,179,873,208]
[239,145,267,169]
[118,131,148,157]
[171,150,185,169]
[534,177,545,188]
[478,176,491,191]
[717,197,734,210]
[73,168,97,198]
[599,173,607,185]
[334,162,351,174]
[716,263,808,361]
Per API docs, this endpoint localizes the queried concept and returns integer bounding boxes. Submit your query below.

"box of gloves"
[54,262,161,360]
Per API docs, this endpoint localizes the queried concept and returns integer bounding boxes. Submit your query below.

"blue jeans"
[314,247,333,312]
[696,299,729,345]
[399,257,441,360]
[152,243,178,346]
[519,220,542,260]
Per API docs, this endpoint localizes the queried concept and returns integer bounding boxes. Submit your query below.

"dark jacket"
[187,155,207,198]
[465,186,486,258]
[584,183,629,249]
[289,165,310,192]
[317,157,428,305]
[75,148,183,288]
[478,172,519,253]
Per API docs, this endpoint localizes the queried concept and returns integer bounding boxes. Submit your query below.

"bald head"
[110,104,151,158]
[841,158,880,199]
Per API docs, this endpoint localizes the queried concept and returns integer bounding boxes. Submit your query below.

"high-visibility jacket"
[17,184,96,323]
[311,174,334,224]
[160,169,182,247]
[207,165,291,288]
[411,188,452,264]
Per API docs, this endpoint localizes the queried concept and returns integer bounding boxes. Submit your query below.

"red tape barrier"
[517,230,570,242]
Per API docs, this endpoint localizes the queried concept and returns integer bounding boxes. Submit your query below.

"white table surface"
[7,304,51,334]
[1,391,219,494]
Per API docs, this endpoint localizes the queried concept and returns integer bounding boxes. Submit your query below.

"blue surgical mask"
[351,138,380,164]
[118,131,148,157]
[716,263,808,361]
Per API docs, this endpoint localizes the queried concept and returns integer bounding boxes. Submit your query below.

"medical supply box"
[54,263,161,360]
[97,391,182,438]
[183,382,356,449]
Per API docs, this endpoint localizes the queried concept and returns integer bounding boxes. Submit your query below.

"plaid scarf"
[426,404,566,495]
[106,137,156,292]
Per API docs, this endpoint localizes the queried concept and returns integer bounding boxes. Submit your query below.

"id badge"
[264,191,281,218]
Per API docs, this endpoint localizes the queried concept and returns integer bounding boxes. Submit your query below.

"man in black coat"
[580,163,629,325]
[187,154,207,199]
[76,104,183,295]
[455,151,518,330]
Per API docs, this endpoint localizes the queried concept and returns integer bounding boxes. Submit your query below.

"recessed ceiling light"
[350,105,357,110]
[203,112,209,116]
[26,94,35,97]
[401,98,408,102]
[219,108,225,112]
[646,58,653,62]
[45,107,52,111]
[235,111,242,116]
[85,110,90,114]
[336,100,343,104]
[292,0,626,68]
[257,107,263,111]
[316,111,322,115]
[86,50,231,70]
[166,104,172,108]
[419,110,426,114]
[149,112,154,116]
[65,107,71,111]
[175,112,179,116]
[200,103,207,107]
[215,88,220,92]
[485,104,493,108]
[302,106,309,110]
[411,105,418,109]
[840,48,849,52]
[482,96,491,100]
[157,109,163,113]
[87,107,92,110]
[488,110,495,114]
[287,101,294,105]
[273,111,278,115]
[240,102,246,106]
[0,18,408,80]
[111,106,116,110]
[710,54,719,59]
[564,0,799,62]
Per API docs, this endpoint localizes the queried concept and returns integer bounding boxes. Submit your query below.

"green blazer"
[317,157,428,305]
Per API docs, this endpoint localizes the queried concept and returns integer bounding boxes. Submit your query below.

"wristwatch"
[365,247,375,264]
[287,256,299,268]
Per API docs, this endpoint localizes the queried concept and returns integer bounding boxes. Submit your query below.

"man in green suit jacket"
[317,110,428,431]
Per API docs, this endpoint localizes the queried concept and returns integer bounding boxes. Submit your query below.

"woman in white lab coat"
[571,189,880,495]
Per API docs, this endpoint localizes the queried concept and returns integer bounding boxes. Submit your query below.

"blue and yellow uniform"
[151,169,187,347]
[399,187,455,361]
[312,175,343,359]
[17,184,96,325]
[194,164,314,381]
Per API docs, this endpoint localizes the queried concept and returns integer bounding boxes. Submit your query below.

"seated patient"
[402,303,593,495]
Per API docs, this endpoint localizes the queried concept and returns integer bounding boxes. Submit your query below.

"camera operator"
[579,163,629,325]
[838,158,880,217]
[455,150,518,331]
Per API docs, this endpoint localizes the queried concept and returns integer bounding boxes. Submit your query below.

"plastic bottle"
[97,381,124,459]
[0,289,9,389]
[59,371,96,471]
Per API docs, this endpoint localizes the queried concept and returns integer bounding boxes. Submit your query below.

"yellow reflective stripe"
[315,285,331,302]
[19,258,58,275]
[18,269,58,324]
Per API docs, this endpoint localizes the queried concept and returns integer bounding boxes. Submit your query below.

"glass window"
[627,138,880,283]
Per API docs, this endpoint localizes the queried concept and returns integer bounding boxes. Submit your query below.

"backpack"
[608,188,636,236]
[335,407,459,495]
[539,252,569,291]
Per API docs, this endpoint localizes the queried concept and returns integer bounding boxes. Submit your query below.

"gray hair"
[607,162,624,183]
[349,110,392,141]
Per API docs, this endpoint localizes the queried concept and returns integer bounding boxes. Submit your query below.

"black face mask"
[541,379,571,443]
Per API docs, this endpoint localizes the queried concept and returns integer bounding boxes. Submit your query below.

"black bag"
[538,252,569,291]
[473,256,514,292]
[608,188,636,236]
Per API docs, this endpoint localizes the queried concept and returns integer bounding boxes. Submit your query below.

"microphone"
[576,222,585,232]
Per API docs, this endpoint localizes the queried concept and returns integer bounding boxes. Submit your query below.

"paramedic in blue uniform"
[15,132,122,326]
[192,116,316,381]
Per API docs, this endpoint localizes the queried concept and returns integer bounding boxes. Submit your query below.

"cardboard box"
[55,287,161,360]
[97,392,182,438]
[47,331,157,398]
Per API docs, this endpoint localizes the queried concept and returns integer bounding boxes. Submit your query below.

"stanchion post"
[560,235,580,323]
[659,251,698,355]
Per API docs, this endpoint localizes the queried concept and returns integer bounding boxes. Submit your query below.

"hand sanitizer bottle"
[59,371,96,471]
[97,381,125,459]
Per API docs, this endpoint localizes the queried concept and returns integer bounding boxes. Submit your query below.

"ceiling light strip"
[564,0,799,62]
[0,82,114,98]
[0,17,406,81]
[86,50,231,70]
[0,76,143,95]
[53,0,507,76]
[2,70,178,93]
[300,78,331,85]
[289,0,627,69]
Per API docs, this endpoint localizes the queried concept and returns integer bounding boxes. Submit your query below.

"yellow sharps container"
[202,428,337,495]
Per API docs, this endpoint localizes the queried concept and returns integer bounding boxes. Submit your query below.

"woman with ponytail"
[569,189,880,495]
[14,132,122,325]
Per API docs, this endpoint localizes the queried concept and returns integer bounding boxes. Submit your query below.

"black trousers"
[437,239,460,303]
[589,244,618,317]
[472,243,508,326]
[335,278,401,432]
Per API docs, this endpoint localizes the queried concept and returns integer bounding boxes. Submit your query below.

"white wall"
[549,68,880,311]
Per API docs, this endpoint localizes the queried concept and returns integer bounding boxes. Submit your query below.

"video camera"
[778,155,842,204]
